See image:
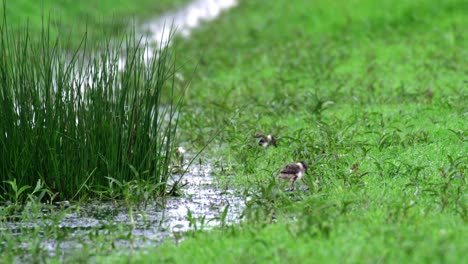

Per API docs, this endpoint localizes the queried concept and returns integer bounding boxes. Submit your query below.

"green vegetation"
[0,17,183,201]
[0,0,189,45]
[113,0,465,262]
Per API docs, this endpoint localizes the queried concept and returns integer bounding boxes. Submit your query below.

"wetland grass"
[0,14,184,201]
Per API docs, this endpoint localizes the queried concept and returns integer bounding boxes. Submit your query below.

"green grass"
[103,0,466,262]
[0,0,189,46]
[114,214,468,263]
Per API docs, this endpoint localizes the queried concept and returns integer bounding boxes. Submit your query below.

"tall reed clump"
[0,13,183,201]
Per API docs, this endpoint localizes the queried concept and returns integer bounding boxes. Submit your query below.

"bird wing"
[280,163,300,174]
[255,133,266,139]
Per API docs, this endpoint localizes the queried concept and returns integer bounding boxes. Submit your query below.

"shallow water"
[1,160,244,258]
[142,0,238,43]
[117,0,238,69]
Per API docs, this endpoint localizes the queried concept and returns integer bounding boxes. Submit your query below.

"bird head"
[255,133,269,147]
[300,161,308,172]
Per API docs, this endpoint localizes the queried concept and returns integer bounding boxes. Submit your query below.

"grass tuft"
[0,10,185,201]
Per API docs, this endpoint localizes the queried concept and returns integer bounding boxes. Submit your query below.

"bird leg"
[289,176,298,191]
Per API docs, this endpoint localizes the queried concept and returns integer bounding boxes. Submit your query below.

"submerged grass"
[0,11,184,201]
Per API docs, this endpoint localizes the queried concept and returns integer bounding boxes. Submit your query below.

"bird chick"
[277,161,308,190]
[255,133,277,147]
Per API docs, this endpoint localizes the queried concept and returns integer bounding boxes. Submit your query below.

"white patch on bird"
[296,171,304,180]
[267,135,272,141]
[296,163,304,169]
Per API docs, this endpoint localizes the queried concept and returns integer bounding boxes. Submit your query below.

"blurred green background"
[0,0,188,44]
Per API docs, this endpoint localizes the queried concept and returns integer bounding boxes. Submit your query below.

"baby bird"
[277,161,308,190]
[255,133,277,147]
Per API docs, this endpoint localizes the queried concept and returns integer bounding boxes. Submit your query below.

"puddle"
[1,159,244,258]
